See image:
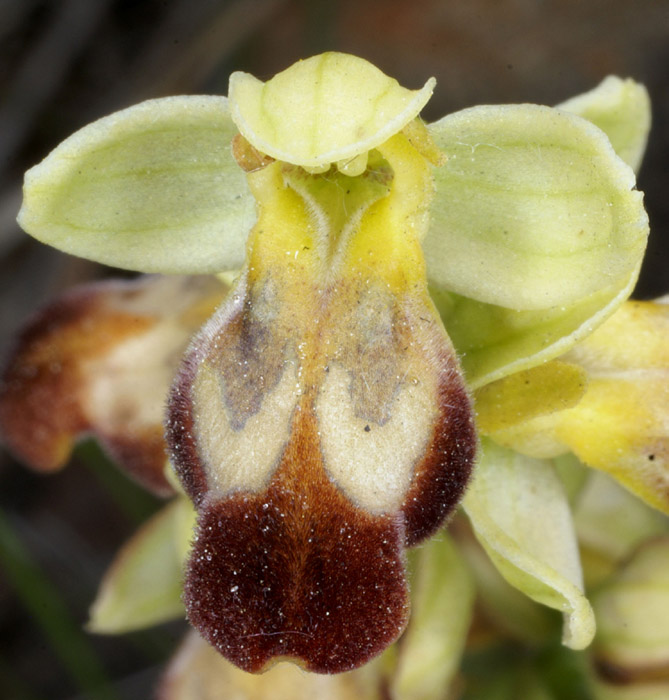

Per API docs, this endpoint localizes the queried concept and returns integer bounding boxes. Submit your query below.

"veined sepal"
[426,77,649,388]
[463,439,595,650]
[426,103,648,312]
[18,96,255,274]
[557,76,651,173]
[88,496,195,633]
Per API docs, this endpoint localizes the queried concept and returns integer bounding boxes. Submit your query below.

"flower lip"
[228,52,435,168]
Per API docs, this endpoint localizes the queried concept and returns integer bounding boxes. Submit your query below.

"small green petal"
[18,96,255,273]
[88,498,194,633]
[229,52,435,168]
[463,439,595,650]
[392,534,475,700]
[457,522,559,645]
[426,104,648,311]
[434,264,639,388]
[558,76,651,173]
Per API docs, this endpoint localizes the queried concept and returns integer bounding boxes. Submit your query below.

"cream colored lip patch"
[193,360,299,497]
[316,363,437,514]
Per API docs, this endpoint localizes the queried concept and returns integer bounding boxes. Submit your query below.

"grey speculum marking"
[346,287,403,426]
[211,276,287,431]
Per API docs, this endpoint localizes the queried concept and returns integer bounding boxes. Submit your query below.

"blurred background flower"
[1,1,668,698]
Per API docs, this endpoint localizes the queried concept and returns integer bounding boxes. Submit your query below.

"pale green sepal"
[558,76,651,173]
[434,264,639,389]
[229,52,435,168]
[19,96,255,274]
[457,522,559,645]
[391,534,474,700]
[426,104,648,311]
[463,439,595,649]
[88,499,189,633]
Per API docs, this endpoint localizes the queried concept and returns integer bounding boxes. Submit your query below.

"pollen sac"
[166,133,476,674]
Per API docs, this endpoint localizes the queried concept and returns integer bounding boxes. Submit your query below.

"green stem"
[0,508,118,700]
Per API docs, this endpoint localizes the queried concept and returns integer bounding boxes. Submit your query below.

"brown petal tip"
[1,275,226,496]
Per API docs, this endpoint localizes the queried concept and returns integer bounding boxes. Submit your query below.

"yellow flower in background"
[0,53,666,697]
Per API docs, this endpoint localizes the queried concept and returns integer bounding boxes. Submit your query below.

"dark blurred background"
[0,1,668,698]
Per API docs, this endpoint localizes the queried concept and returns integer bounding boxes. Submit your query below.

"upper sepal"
[229,52,435,169]
[18,96,255,274]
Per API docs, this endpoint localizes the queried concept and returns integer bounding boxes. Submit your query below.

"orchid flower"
[1,53,666,696]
